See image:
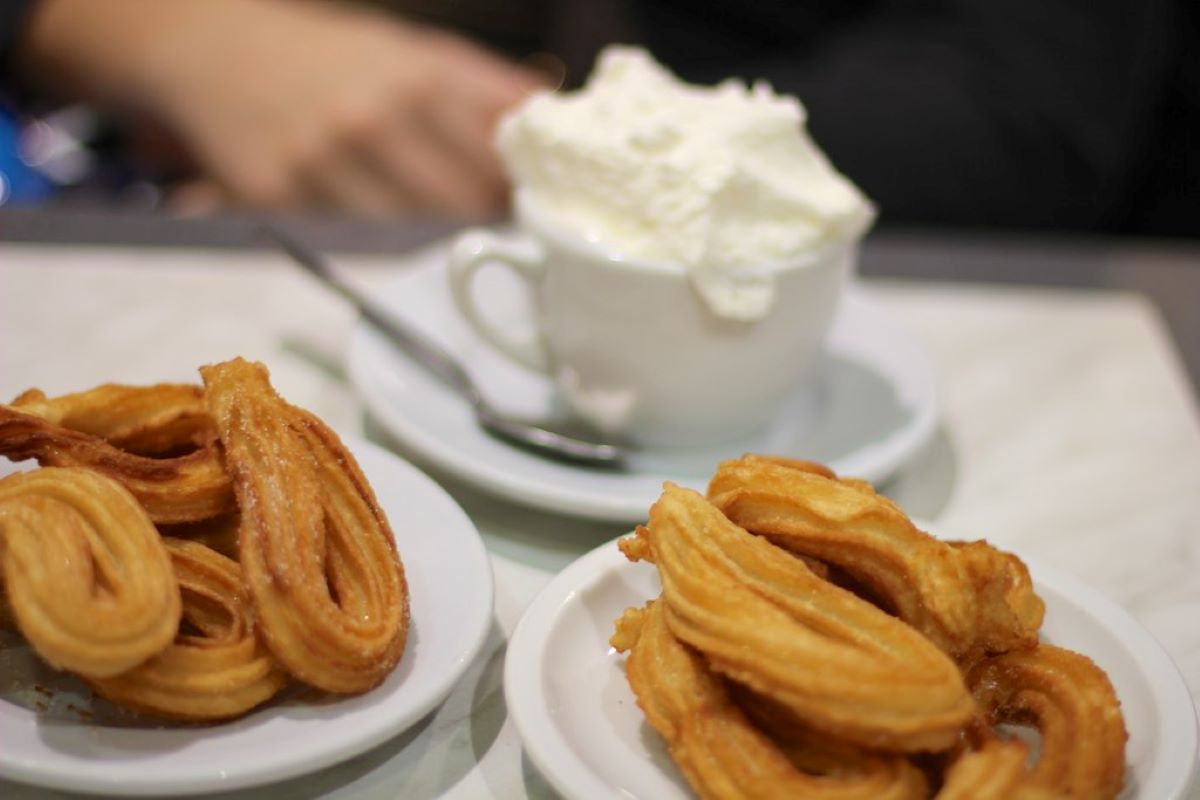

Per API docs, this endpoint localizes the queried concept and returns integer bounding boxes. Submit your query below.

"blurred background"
[1,0,1196,237]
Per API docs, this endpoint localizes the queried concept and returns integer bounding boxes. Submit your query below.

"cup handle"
[448,229,551,374]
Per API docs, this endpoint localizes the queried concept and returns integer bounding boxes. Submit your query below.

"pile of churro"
[0,358,409,721]
[613,455,1127,799]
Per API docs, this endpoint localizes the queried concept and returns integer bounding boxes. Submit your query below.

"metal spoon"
[261,224,627,468]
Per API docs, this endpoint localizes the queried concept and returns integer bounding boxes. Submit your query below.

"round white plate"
[0,437,494,796]
[347,243,938,522]
[505,537,1199,800]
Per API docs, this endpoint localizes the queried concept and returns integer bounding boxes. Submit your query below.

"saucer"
[347,242,938,522]
[0,437,494,796]
[504,537,1199,800]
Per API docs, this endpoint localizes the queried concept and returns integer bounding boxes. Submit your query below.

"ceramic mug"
[448,191,856,447]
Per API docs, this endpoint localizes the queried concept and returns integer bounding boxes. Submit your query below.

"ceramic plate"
[505,537,1199,800]
[0,437,493,796]
[347,242,938,521]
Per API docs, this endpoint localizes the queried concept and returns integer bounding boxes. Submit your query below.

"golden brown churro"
[613,600,928,800]
[708,454,1045,661]
[934,740,1056,800]
[201,358,408,694]
[616,461,1128,799]
[966,644,1128,799]
[0,361,412,723]
[10,383,213,455]
[0,405,233,524]
[622,484,975,752]
[88,538,289,720]
[158,512,242,560]
[0,467,181,677]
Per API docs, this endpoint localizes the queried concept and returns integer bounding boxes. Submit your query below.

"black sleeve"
[1,0,42,99]
[638,0,1178,231]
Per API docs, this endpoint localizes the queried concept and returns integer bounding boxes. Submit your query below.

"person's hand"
[23,0,545,216]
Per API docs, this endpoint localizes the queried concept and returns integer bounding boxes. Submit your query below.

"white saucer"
[347,242,939,522]
[504,537,1199,800]
[0,437,494,796]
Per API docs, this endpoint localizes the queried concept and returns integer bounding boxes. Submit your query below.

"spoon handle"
[261,224,480,404]
[262,223,626,468]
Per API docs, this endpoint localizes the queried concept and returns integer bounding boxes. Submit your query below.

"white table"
[2,242,1198,799]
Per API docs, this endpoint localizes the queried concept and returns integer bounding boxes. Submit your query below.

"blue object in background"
[0,106,56,205]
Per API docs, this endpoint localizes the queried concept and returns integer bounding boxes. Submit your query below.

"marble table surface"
[1,241,1198,799]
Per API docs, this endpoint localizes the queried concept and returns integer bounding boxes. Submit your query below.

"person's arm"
[17,0,544,215]
[640,0,1176,230]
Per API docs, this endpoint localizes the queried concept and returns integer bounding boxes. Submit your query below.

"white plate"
[347,243,938,522]
[0,437,494,796]
[505,537,1199,800]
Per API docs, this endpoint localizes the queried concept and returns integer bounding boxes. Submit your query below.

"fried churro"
[201,358,408,694]
[612,600,927,800]
[10,383,213,456]
[622,483,975,752]
[708,455,1044,661]
[0,404,233,524]
[966,644,1127,799]
[0,467,180,677]
[88,538,289,720]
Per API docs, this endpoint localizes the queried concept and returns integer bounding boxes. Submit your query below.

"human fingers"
[427,42,548,189]
[300,142,415,217]
[425,91,513,203]
[367,36,546,213]
[366,108,507,216]
[169,179,227,216]
[277,90,485,216]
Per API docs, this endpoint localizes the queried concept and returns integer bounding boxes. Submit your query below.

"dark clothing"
[628,0,1196,235]
[1119,0,1200,236]
[0,0,37,87]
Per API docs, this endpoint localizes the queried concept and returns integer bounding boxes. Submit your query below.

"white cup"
[448,191,856,448]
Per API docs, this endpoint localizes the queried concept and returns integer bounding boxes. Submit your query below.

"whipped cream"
[496,46,874,320]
